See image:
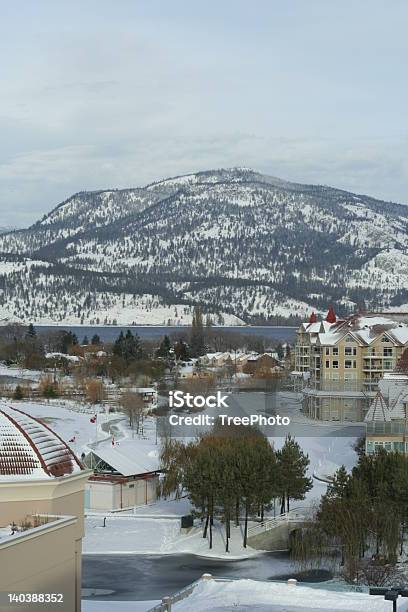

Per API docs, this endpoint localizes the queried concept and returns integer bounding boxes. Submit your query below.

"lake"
[35,325,297,343]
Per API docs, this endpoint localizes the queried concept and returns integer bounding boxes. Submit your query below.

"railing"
[247,507,307,538]
[147,575,210,611]
[303,379,370,393]
[366,421,407,434]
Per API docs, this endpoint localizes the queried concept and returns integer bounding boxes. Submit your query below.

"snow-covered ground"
[171,578,408,611]
[83,603,159,612]
[0,363,43,381]
[82,578,408,612]
[0,288,246,326]
[5,392,359,560]
[84,511,263,559]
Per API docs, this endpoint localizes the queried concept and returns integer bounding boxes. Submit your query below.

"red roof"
[326,306,337,324]
[309,312,317,324]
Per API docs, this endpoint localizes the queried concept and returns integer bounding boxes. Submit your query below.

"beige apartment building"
[0,403,90,612]
[294,310,408,421]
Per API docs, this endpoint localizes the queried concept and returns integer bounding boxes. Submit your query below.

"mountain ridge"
[0,167,407,325]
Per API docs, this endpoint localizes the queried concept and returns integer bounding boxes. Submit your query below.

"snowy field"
[0,363,43,381]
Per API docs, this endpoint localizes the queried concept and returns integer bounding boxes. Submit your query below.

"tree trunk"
[209,519,213,549]
[244,504,249,548]
[235,498,240,527]
[225,512,229,553]
[203,512,209,539]
[280,496,285,515]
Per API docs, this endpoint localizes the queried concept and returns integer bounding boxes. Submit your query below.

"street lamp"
[369,587,408,612]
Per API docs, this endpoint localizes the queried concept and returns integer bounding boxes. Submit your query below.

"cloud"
[1,1,408,225]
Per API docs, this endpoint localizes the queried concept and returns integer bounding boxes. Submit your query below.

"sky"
[1,0,408,227]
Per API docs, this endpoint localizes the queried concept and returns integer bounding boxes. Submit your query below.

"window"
[384,360,393,370]
[381,335,390,342]
[325,360,330,368]
[345,360,352,369]
[383,347,393,356]
[325,347,330,355]
[333,360,339,369]
[333,347,339,356]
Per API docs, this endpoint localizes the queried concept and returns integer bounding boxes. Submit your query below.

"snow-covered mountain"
[1,167,407,325]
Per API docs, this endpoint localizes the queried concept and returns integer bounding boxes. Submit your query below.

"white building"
[84,439,160,511]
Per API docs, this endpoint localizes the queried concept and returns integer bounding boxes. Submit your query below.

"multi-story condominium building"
[294,309,408,421]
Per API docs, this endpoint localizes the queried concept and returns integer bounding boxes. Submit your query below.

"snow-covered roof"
[301,320,336,334]
[88,440,159,477]
[45,352,82,362]
[365,391,391,422]
[172,577,397,611]
[0,403,84,480]
[303,313,408,348]
[379,372,408,420]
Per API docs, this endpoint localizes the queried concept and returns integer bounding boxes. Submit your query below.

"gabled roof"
[0,403,84,480]
[88,440,159,477]
[380,370,408,420]
[365,391,391,422]
[302,312,408,348]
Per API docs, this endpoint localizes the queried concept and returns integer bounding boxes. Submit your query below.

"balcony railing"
[304,379,371,393]
[366,421,407,435]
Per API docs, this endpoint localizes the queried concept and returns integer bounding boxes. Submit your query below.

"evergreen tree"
[91,334,101,345]
[26,323,36,338]
[190,305,205,356]
[13,384,24,400]
[277,435,312,513]
[82,335,89,345]
[276,343,284,360]
[174,340,189,361]
[156,335,171,358]
[61,331,78,353]
[113,330,143,364]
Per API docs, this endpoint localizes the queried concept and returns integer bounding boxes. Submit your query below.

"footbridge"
[247,507,311,552]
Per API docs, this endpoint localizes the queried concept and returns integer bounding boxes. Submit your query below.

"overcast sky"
[1,1,408,226]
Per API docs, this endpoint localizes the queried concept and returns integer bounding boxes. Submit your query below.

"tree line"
[292,449,408,584]
[159,425,312,552]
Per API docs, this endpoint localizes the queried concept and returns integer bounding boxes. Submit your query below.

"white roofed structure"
[86,439,159,477]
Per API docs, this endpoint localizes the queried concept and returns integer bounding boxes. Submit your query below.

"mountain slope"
[0,168,407,325]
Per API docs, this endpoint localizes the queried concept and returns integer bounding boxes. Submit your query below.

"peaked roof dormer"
[326,306,337,324]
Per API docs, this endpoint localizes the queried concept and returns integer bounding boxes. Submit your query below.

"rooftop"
[0,403,84,480]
